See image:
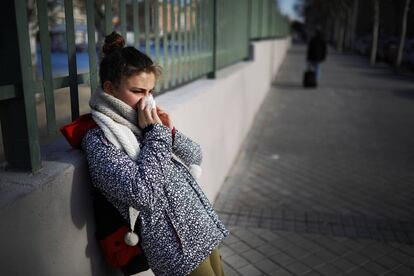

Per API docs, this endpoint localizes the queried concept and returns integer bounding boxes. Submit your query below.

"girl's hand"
[156,106,174,129]
[137,99,162,129]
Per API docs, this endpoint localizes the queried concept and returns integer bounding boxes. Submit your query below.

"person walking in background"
[306,28,327,80]
[81,32,228,276]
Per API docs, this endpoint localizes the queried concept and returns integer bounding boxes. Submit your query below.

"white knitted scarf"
[89,88,202,180]
[89,88,143,161]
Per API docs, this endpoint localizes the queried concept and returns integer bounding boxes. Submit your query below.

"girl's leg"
[209,249,225,276]
[188,255,215,276]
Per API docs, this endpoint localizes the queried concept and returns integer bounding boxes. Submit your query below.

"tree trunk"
[346,7,353,49]
[350,0,359,50]
[337,20,345,52]
[395,0,411,67]
[370,0,380,65]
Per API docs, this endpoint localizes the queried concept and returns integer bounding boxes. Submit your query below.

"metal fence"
[0,0,288,172]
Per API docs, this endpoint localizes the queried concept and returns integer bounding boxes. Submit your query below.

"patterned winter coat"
[82,123,229,276]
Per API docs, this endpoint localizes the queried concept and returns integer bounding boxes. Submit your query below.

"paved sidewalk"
[215,45,414,276]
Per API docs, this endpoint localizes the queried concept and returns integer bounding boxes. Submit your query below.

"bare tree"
[395,0,411,67]
[349,0,359,50]
[370,0,380,65]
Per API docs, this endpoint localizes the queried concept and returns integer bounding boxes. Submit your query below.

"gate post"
[0,0,41,172]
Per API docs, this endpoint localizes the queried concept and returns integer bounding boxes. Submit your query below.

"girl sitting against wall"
[81,32,228,276]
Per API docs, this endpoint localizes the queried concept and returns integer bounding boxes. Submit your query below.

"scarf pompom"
[189,164,202,180]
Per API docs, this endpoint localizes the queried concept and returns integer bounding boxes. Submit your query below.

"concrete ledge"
[0,38,290,276]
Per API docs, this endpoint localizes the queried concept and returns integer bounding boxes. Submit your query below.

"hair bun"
[102,31,125,56]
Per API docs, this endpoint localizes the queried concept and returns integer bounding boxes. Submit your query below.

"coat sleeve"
[172,129,203,166]
[82,124,172,211]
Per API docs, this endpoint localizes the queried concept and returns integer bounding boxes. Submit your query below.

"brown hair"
[99,32,161,88]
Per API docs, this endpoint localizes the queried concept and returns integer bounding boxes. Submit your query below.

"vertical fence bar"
[133,0,140,48]
[154,0,160,63]
[192,0,197,78]
[205,0,211,74]
[183,0,188,81]
[199,0,204,75]
[206,0,212,73]
[171,0,176,86]
[194,0,201,77]
[246,0,253,59]
[162,0,169,89]
[257,0,263,39]
[194,0,199,74]
[105,0,112,35]
[37,0,56,134]
[144,0,150,55]
[251,0,258,39]
[64,0,79,120]
[86,0,98,94]
[177,0,182,83]
[263,0,268,38]
[207,0,217,78]
[119,0,127,39]
[268,0,272,38]
[189,0,194,80]
[274,1,277,37]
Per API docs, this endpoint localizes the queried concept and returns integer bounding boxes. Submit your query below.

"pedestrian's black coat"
[307,34,327,63]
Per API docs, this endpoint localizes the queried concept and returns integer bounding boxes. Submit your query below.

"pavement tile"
[329,257,358,272]
[300,253,327,268]
[256,259,282,275]
[395,245,414,257]
[314,263,343,276]
[404,258,414,268]
[356,245,386,260]
[272,239,295,251]
[273,269,295,276]
[258,230,283,242]
[241,235,267,248]
[270,252,296,267]
[380,272,401,276]
[303,271,323,276]
[227,241,251,254]
[222,261,241,276]
[220,245,237,258]
[241,249,267,263]
[256,243,281,257]
[237,264,263,276]
[282,245,312,259]
[361,261,389,275]
[343,266,374,276]
[342,251,369,266]
[223,234,241,246]
[224,254,250,269]
[393,265,414,276]
[374,254,401,270]
[313,249,338,262]
[283,261,312,275]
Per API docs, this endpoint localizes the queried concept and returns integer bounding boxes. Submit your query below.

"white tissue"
[144,95,156,110]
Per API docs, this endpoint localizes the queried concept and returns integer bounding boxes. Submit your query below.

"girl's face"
[104,71,156,109]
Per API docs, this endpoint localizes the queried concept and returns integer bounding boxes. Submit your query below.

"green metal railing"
[0,0,288,172]
[250,0,289,39]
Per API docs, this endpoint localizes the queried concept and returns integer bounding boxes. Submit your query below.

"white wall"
[0,38,290,276]
[158,38,291,202]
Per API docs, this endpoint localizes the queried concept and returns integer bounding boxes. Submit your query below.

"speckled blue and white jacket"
[82,123,229,276]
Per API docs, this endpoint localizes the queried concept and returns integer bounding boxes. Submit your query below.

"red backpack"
[60,113,150,275]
